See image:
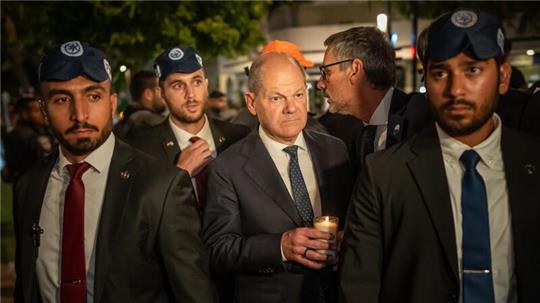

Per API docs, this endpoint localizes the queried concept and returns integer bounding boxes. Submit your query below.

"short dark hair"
[14,96,38,113]
[324,27,396,90]
[209,90,226,99]
[130,70,158,102]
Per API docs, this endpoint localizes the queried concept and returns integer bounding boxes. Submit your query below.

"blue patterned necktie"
[460,150,495,303]
[283,145,314,227]
[284,145,325,303]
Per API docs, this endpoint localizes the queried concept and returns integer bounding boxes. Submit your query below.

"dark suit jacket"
[125,117,250,164]
[339,124,540,303]
[13,138,217,303]
[319,88,427,177]
[202,129,354,303]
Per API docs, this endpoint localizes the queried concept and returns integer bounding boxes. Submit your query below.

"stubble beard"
[430,91,498,137]
[53,120,113,156]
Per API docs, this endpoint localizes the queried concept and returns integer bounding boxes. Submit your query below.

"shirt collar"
[368,87,393,126]
[56,132,116,175]
[169,114,213,145]
[436,113,503,170]
[258,126,308,155]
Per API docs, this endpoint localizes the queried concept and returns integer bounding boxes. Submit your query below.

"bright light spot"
[377,14,388,32]
[526,49,535,56]
[390,32,398,47]
[419,86,426,93]
[119,65,127,72]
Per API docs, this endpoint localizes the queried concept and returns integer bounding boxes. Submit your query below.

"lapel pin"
[393,124,401,135]
[120,170,130,179]
[218,136,226,144]
[165,141,174,147]
[525,164,535,175]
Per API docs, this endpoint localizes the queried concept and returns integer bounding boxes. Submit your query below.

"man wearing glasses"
[317,27,426,175]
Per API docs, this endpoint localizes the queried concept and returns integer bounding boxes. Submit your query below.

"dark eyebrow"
[429,59,484,70]
[83,84,106,94]
[46,84,106,100]
[46,89,73,100]
[428,61,448,70]
[168,79,185,87]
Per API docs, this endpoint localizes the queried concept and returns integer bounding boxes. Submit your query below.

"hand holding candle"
[313,216,339,263]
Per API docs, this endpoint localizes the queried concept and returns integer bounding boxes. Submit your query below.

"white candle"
[313,216,339,262]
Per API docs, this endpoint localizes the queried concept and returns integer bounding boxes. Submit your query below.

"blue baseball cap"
[38,41,112,82]
[425,9,505,62]
[154,47,204,81]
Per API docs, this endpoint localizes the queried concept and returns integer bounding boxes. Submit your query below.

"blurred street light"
[377,13,388,33]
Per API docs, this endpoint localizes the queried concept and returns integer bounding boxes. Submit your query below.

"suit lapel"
[242,132,303,226]
[386,89,408,147]
[406,125,459,280]
[500,128,540,274]
[158,120,181,164]
[21,157,56,302]
[93,140,137,303]
[208,118,228,154]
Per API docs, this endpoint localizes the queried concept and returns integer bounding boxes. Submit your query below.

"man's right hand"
[281,227,334,270]
[176,139,212,176]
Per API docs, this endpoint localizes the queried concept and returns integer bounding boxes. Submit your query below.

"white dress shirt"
[366,87,393,152]
[258,127,322,219]
[436,114,517,303]
[169,114,217,158]
[169,114,216,199]
[37,133,115,303]
[259,128,322,261]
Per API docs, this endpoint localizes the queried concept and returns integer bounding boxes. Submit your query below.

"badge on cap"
[154,64,161,78]
[168,48,184,61]
[195,54,203,67]
[103,59,112,80]
[60,41,84,57]
[497,28,505,53]
[451,10,478,28]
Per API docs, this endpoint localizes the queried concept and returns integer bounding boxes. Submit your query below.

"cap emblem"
[60,41,84,57]
[168,48,184,61]
[103,59,112,80]
[195,54,203,66]
[451,10,478,28]
[497,28,505,53]
[154,64,161,78]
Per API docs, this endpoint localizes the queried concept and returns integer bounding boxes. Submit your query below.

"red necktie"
[189,136,210,209]
[61,162,91,303]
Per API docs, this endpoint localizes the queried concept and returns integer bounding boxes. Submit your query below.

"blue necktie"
[283,145,314,227]
[460,150,495,303]
[284,145,326,303]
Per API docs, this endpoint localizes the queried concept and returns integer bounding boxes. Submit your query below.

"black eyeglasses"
[319,58,354,80]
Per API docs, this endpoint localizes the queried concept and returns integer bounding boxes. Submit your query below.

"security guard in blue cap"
[125,46,248,303]
[125,46,249,208]
[340,9,540,303]
[13,41,217,303]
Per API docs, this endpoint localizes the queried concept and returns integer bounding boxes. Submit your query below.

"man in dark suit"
[113,70,166,139]
[340,9,540,303]
[203,52,354,303]
[316,27,422,174]
[4,96,56,182]
[13,41,216,303]
[126,46,249,206]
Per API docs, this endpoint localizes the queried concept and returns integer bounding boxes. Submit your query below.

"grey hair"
[324,26,395,90]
